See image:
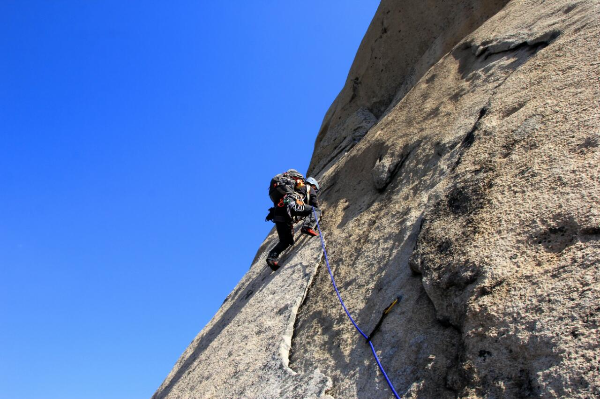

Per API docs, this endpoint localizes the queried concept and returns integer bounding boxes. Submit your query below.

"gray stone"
[154,0,600,397]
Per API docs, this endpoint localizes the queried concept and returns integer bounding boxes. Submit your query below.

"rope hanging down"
[313,209,401,399]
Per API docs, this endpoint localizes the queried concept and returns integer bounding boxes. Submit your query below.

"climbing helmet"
[306,177,319,190]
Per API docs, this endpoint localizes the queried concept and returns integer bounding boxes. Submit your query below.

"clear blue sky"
[0,2,380,398]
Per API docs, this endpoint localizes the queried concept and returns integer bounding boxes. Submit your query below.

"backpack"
[269,173,295,205]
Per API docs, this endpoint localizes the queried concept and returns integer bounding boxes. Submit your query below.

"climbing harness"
[313,208,402,399]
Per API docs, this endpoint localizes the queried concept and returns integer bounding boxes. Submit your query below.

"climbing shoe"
[301,227,318,237]
[266,257,280,271]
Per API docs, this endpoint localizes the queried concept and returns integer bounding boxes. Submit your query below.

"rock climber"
[265,170,321,271]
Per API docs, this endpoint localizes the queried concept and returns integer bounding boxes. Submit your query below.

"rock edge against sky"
[153,0,599,397]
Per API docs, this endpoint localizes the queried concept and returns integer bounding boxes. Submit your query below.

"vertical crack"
[282,244,325,371]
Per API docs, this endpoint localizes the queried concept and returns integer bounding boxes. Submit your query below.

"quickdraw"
[367,296,402,342]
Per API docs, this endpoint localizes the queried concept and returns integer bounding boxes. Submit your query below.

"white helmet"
[306,177,319,190]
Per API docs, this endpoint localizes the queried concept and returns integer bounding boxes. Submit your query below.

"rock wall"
[307,0,511,176]
[153,0,599,398]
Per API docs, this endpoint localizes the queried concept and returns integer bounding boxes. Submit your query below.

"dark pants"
[269,221,295,258]
[302,207,321,230]
[268,205,317,259]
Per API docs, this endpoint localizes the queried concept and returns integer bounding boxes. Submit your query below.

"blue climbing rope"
[313,209,401,399]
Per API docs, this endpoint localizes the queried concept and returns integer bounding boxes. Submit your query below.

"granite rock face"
[153,0,599,398]
[308,0,512,176]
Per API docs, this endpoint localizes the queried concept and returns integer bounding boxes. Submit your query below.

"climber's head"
[306,177,319,191]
